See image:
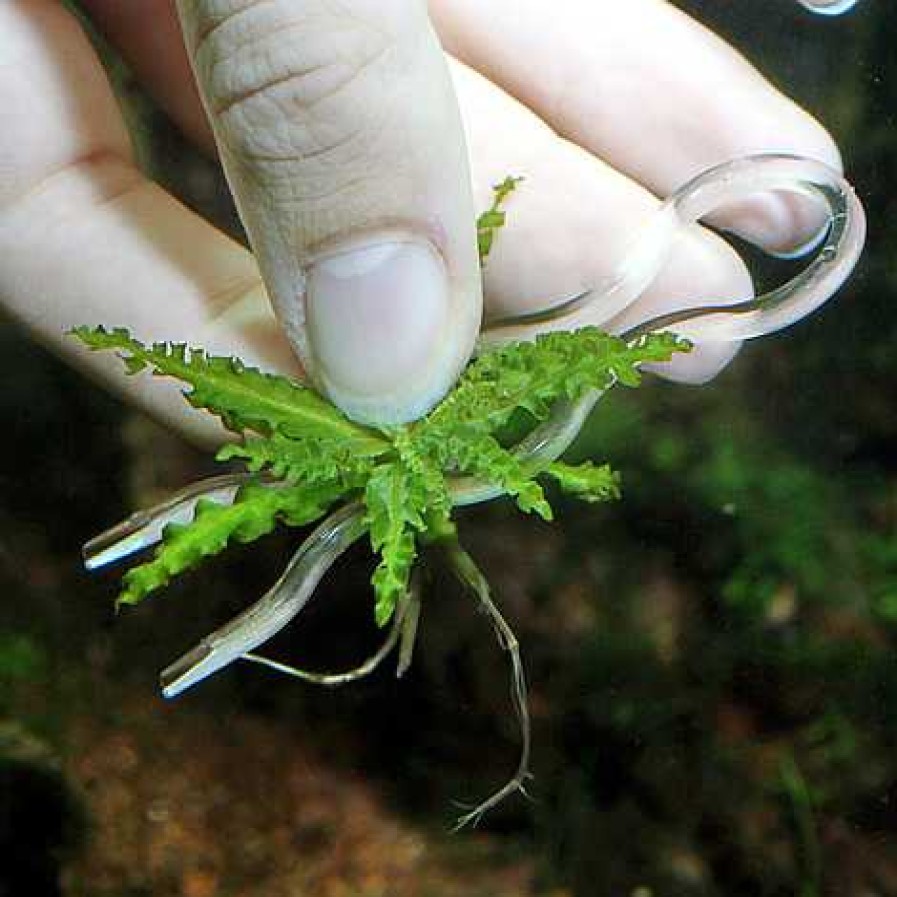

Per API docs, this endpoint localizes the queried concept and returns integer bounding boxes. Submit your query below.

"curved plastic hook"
[626,155,866,342]
[159,502,367,698]
[83,473,253,571]
[483,154,866,347]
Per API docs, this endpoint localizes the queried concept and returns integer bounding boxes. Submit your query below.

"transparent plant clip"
[85,152,866,697]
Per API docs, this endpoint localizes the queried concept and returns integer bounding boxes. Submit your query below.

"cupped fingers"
[452,60,750,381]
[433,0,843,258]
[0,0,293,446]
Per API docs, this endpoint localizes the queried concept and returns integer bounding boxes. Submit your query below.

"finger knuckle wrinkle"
[194,3,393,152]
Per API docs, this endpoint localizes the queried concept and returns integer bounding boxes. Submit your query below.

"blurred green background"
[2,1,895,895]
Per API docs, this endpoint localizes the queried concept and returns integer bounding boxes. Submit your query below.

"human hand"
[0,0,840,442]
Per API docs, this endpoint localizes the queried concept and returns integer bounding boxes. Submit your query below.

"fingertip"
[611,226,749,383]
[608,228,754,338]
[305,232,476,425]
[716,121,842,256]
[643,339,742,384]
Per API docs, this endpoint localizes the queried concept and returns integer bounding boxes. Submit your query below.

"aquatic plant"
[75,154,865,825]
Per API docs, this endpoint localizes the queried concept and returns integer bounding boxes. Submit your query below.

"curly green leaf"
[543,461,622,503]
[119,481,342,606]
[478,176,524,264]
[71,326,389,452]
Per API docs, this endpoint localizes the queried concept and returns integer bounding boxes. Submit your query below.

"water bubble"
[797,0,862,16]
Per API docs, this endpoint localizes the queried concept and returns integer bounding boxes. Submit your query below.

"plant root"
[443,538,533,830]
[396,570,422,679]
[241,582,416,687]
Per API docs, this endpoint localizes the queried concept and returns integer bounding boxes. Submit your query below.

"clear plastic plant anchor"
[83,473,252,572]
[84,153,867,700]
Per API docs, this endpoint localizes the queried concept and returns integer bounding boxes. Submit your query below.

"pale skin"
[0,0,842,441]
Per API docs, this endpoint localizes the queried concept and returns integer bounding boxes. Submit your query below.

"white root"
[443,538,533,830]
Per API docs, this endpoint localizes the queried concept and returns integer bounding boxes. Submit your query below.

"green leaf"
[391,426,452,520]
[421,327,690,442]
[492,175,525,206]
[543,461,622,503]
[363,462,429,626]
[119,481,341,606]
[477,176,524,264]
[216,431,384,487]
[71,326,388,452]
[434,431,553,520]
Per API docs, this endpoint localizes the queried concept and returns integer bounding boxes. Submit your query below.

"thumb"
[175,0,482,424]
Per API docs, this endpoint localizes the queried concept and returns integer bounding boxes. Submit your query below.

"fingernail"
[723,191,830,258]
[305,235,451,424]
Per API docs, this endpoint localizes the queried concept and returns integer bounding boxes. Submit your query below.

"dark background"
[2,1,895,895]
